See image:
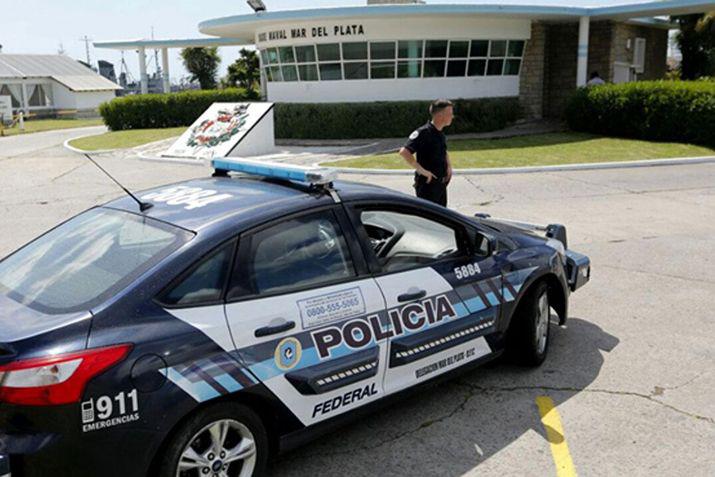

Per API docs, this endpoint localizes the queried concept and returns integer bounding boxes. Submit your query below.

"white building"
[0,54,121,116]
[96,0,715,118]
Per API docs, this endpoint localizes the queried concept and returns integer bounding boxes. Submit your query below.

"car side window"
[239,210,356,296]
[159,240,236,307]
[359,209,464,273]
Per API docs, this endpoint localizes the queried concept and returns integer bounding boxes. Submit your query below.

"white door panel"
[225,278,390,426]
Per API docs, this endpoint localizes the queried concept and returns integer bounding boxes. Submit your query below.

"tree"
[222,49,261,91]
[180,47,221,89]
[675,13,715,79]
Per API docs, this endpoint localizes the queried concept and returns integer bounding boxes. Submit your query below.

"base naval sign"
[163,102,275,160]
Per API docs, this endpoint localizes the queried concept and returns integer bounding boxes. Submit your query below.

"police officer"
[399,99,454,207]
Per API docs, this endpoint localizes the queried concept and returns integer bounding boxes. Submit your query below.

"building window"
[279,47,295,64]
[423,60,444,77]
[508,40,525,57]
[260,38,525,82]
[446,40,469,77]
[398,40,423,59]
[425,40,448,58]
[449,41,469,58]
[281,65,299,82]
[489,40,507,57]
[317,43,341,62]
[371,61,395,79]
[468,59,486,76]
[345,62,369,80]
[343,42,368,60]
[319,63,342,81]
[370,42,396,60]
[398,60,422,78]
[295,45,317,63]
[470,40,489,57]
[298,64,319,81]
[269,66,282,82]
[266,48,280,64]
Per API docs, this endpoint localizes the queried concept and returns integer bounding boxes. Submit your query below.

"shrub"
[274,98,522,139]
[99,88,260,130]
[100,93,522,139]
[565,80,715,146]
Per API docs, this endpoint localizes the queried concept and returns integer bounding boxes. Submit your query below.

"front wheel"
[159,402,268,477]
[506,281,551,366]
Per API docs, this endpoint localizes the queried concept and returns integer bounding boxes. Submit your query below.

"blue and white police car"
[0,159,590,477]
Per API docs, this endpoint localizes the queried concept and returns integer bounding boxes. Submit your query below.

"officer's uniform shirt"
[404,121,448,181]
[403,121,449,206]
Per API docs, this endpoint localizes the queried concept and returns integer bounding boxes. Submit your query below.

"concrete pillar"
[161,48,171,93]
[577,16,590,87]
[20,82,29,114]
[138,46,148,95]
[519,22,547,119]
[258,48,267,100]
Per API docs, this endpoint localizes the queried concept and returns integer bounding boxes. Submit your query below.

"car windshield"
[0,207,192,314]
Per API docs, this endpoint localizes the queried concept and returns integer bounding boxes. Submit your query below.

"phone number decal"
[298,287,366,329]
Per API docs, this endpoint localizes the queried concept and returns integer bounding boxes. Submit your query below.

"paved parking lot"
[1,130,714,476]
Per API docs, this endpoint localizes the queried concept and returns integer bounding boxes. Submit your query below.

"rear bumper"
[566,250,591,292]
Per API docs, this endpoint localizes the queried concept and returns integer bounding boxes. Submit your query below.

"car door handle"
[397,288,427,303]
[255,320,296,338]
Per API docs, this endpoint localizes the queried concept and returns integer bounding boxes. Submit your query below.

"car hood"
[0,293,92,344]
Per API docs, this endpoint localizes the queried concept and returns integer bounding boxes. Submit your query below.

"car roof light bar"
[211,158,338,186]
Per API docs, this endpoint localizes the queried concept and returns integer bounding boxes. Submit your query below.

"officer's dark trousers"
[415,180,448,207]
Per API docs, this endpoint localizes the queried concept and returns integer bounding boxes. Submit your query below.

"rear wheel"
[506,281,551,366]
[159,403,268,477]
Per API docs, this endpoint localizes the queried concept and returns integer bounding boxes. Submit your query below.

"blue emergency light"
[212,158,338,186]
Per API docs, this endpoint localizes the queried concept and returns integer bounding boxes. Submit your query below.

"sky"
[1,0,658,83]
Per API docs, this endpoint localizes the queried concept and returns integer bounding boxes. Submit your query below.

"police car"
[0,159,590,477]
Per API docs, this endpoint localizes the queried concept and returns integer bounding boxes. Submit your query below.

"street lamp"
[247,0,266,12]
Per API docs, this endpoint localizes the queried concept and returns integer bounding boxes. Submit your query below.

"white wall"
[268,76,520,102]
[74,90,115,110]
[50,82,115,110]
[256,16,531,48]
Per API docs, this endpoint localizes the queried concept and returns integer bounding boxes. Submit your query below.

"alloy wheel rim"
[176,419,256,477]
[535,292,549,355]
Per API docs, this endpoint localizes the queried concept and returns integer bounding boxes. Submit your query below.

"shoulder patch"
[409,130,420,140]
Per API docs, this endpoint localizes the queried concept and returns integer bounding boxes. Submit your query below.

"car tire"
[158,402,269,477]
[506,281,551,367]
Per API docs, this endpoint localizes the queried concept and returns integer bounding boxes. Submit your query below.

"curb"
[63,137,118,155]
[318,155,715,175]
[64,135,183,156]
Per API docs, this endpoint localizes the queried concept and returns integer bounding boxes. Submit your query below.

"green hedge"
[100,93,521,138]
[274,98,522,139]
[99,88,260,130]
[566,80,715,146]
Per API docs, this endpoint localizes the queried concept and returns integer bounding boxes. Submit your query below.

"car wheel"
[159,402,268,477]
[507,281,551,367]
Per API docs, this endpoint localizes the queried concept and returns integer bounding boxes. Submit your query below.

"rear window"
[0,208,192,314]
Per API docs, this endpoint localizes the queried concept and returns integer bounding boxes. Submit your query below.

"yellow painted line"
[536,396,577,477]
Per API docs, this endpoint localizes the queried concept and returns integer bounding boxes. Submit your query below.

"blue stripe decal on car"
[213,373,244,393]
[166,368,222,402]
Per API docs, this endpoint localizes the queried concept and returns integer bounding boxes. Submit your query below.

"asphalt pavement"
[0,129,713,476]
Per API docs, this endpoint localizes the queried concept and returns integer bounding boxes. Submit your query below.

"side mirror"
[475,233,498,257]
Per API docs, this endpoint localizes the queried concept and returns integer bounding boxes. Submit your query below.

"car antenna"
[83,154,153,212]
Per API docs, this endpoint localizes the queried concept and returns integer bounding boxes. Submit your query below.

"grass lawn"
[0,118,104,137]
[68,127,187,151]
[321,132,715,169]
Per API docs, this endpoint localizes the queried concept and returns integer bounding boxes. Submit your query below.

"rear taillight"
[0,344,132,406]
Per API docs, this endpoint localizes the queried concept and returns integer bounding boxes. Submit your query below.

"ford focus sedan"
[0,159,590,477]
